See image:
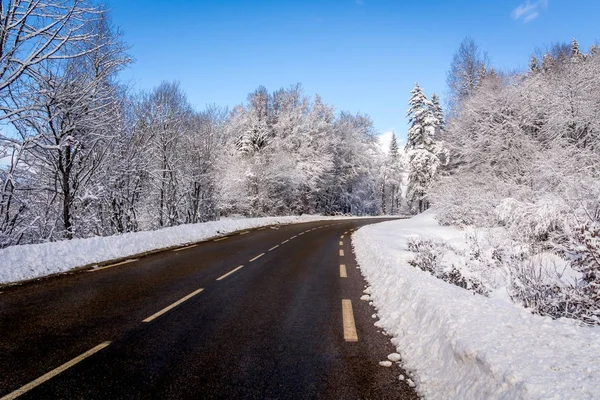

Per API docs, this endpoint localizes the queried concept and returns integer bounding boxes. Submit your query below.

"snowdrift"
[353,213,600,399]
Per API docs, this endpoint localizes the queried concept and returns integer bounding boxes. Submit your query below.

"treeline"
[0,1,405,248]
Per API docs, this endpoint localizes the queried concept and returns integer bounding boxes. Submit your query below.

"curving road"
[0,219,417,399]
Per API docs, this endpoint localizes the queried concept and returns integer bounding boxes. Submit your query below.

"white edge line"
[173,244,197,252]
[213,237,229,242]
[143,288,204,323]
[88,258,138,272]
[249,253,265,262]
[1,342,111,400]
[216,265,244,281]
[239,231,250,235]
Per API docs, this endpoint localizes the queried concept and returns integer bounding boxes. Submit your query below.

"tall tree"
[405,83,444,213]
[446,37,488,112]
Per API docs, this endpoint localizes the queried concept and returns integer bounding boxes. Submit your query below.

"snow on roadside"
[0,214,378,285]
[353,212,600,400]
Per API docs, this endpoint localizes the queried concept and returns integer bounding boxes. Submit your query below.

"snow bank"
[0,214,372,285]
[353,212,600,399]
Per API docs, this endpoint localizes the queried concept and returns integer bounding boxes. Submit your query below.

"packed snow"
[0,215,375,285]
[353,212,600,399]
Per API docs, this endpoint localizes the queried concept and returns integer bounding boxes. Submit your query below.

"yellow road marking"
[173,244,197,252]
[249,253,265,262]
[281,239,289,244]
[239,231,250,235]
[88,258,138,272]
[269,245,279,251]
[213,237,228,242]
[143,288,204,322]
[339,249,344,256]
[0,341,111,400]
[340,264,347,278]
[342,300,358,342]
[217,265,244,281]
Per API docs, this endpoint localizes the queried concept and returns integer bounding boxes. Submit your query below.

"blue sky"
[107,0,599,141]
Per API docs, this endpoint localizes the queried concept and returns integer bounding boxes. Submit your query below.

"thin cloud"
[511,0,548,23]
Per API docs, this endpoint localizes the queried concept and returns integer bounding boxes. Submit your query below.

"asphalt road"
[0,219,417,399]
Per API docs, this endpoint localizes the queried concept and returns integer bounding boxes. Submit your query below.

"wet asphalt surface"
[0,219,418,399]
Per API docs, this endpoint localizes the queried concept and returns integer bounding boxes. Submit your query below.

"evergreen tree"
[389,132,399,160]
[529,55,540,73]
[571,38,582,59]
[405,83,444,213]
[430,93,445,133]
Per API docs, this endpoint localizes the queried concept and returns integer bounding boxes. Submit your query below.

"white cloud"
[511,0,548,23]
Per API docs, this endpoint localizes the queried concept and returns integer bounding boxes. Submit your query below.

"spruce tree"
[529,55,540,73]
[405,83,443,213]
[430,93,445,133]
[571,38,582,59]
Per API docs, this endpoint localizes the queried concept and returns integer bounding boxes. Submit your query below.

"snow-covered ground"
[0,214,383,285]
[353,212,600,400]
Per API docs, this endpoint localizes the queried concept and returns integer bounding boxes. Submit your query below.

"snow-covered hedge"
[353,214,600,399]
[0,214,366,285]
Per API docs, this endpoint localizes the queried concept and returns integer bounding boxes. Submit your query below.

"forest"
[0,2,406,248]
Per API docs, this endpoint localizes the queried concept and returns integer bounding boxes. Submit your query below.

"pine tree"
[405,83,443,213]
[529,55,540,73]
[389,132,399,160]
[571,38,582,60]
[430,93,445,133]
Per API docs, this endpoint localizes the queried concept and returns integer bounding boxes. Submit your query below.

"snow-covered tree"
[405,83,445,213]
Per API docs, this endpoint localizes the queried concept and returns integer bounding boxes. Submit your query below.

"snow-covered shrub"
[430,173,503,227]
[495,197,569,243]
[406,237,489,295]
[506,253,599,325]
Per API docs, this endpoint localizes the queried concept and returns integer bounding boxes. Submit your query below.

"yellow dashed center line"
[339,241,343,246]
[340,264,347,278]
[88,258,138,272]
[217,265,244,281]
[342,299,358,342]
[269,245,279,251]
[143,288,204,323]
[0,341,111,400]
[249,253,265,262]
